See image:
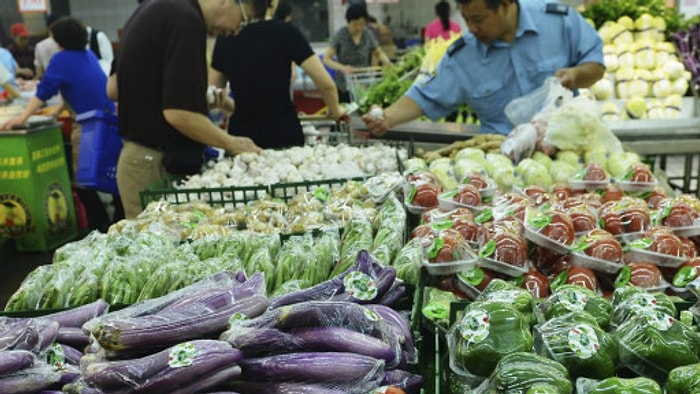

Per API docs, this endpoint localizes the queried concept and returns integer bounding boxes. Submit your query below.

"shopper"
[0,63,20,100]
[34,13,64,79]
[424,1,462,41]
[2,17,116,231]
[109,0,261,219]
[363,0,604,136]
[0,47,18,92]
[323,4,392,103]
[6,23,35,80]
[209,0,345,149]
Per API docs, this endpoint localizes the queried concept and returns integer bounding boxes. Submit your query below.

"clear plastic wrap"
[524,207,575,254]
[474,352,573,394]
[570,229,624,274]
[611,285,677,327]
[331,212,374,278]
[626,227,686,268]
[0,362,62,394]
[534,312,617,379]
[475,279,534,322]
[598,196,651,237]
[447,301,533,378]
[391,238,422,285]
[615,312,700,382]
[576,376,663,394]
[536,284,612,329]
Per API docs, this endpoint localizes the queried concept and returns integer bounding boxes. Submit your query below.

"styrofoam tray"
[455,271,483,300]
[617,179,657,192]
[437,195,485,214]
[478,256,529,277]
[422,258,477,276]
[626,248,686,268]
[524,225,572,255]
[569,179,609,190]
[571,252,624,274]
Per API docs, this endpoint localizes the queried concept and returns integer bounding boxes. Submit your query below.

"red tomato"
[627,163,654,183]
[539,211,576,246]
[406,171,439,185]
[568,204,598,234]
[644,227,683,257]
[531,246,565,274]
[551,255,573,276]
[463,173,490,190]
[410,224,433,239]
[552,185,572,202]
[645,187,667,210]
[629,262,663,288]
[454,184,482,206]
[566,266,599,290]
[601,184,624,204]
[523,269,550,298]
[522,186,550,206]
[411,183,440,208]
[580,229,623,263]
[491,231,529,267]
[660,201,699,228]
[681,237,698,258]
[599,197,650,235]
[583,163,609,181]
[452,217,481,244]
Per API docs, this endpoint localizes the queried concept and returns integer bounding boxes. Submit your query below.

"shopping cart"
[344,67,385,105]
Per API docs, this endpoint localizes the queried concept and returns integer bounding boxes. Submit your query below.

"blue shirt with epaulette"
[406,0,604,135]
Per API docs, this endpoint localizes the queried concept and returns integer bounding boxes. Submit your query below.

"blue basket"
[76,110,122,194]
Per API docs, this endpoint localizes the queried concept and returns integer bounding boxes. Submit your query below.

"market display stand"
[0,124,78,251]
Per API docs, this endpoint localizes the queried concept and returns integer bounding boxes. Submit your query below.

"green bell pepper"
[539,284,612,329]
[449,301,533,377]
[589,376,662,394]
[611,285,677,326]
[484,352,572,394]
[666,363,700,394]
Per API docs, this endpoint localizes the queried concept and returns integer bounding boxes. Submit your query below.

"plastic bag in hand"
[504,77,573,126]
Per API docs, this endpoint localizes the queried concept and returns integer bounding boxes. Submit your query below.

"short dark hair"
[456,0,517,11]
[46,12,66,28]
[346,4,368,23]
[274,0,292,22]
[50,16,87,50]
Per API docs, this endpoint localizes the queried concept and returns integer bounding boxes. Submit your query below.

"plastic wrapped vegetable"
[537,285,612,329]
[616,312,700,382]
[311,230,341,286]
[475,279,534,322]
[448,301,533,377]
[478,352,573,394]
[0,362,61,394]
[534,313,617,379]
[331,212,374,277]
[4,265,54,311]
[611,285,677,326]
[391,238,422,285]
[666,363,700,394]
[582,376,663,394]
[421,287,458,329]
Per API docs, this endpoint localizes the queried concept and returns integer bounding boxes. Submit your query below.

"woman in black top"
[209,0,344,149]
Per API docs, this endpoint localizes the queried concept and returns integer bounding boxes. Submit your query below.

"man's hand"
[2,116,26,130]
[361,106,389,137]
[555,68,576,90]
[16,67,34,80]
[225,136,262,156]
[340,65,355,75]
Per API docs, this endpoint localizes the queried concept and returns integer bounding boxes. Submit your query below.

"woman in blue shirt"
[3,16,114,128]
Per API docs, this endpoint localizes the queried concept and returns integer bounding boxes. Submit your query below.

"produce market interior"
[5,0,700,393]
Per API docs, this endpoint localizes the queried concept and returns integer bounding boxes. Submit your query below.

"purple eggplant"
[332,266,397,304]
[57,365,82,386]
[168,365,241,394]
[62,379,106,394]
[91,295,269,350]
[365,304,416,364]
[0,350,35,375]
[42,299,108,328]
[0,318,40,352]
[379,283,405,306]
[269,250,381,308]
[292,326,398,364]
[229,381,347,394]
[0,364,62,394]
[36,320,60,353]
[382,369,424,394]
[59,343,83,365]
[160,273,265,314]
[222,327,302,357]
[84,340,240,391]
[83,271,240,333]
[57,326,90,349]
[239,352,385,385]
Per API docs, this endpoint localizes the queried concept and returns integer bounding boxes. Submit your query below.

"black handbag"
[161,143,205,176]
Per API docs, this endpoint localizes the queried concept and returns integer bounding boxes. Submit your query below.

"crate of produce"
[75,109,122,194]
[139,178,271,210]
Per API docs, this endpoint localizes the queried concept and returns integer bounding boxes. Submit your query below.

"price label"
[17,0,47,13]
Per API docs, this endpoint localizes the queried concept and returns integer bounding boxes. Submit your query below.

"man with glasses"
[107,0,261,219]
[363,0,604,136]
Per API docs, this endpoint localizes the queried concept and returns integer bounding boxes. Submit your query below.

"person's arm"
[362,95,424,137]
[0,64,20,100]
[555,62,605,90]
[301,55,344,120]
[208,68,234,116]
[106,73,118,101]
[3,82,20,100]
[373,47,392,68]
[323,46,354,74]
[162,109,260,155]
[2,96,44,129]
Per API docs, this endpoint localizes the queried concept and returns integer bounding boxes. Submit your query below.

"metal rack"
[344,67,385,104]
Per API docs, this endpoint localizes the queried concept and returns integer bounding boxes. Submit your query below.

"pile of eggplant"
[1,250,421,393]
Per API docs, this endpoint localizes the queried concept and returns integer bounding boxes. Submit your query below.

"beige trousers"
[116,141,165,219]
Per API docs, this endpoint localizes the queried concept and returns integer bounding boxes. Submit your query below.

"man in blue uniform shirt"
[363,0,605,136]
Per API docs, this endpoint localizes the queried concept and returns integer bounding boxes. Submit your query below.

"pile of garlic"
[176,143,407,189]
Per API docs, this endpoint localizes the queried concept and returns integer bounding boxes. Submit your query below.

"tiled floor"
[0,154,697,310]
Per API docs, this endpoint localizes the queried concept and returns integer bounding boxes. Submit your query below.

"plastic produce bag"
[615,312,700,382]
[534,313,618,379]
[666,363,700,394]
[611,285,677,326]
[536,285,612,329]
[577,376,662,394]
[505,77,572,127]
[448,301,533,377]
[474,352,573,394]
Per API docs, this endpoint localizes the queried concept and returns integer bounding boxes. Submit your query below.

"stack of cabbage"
[589,14,691,120]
